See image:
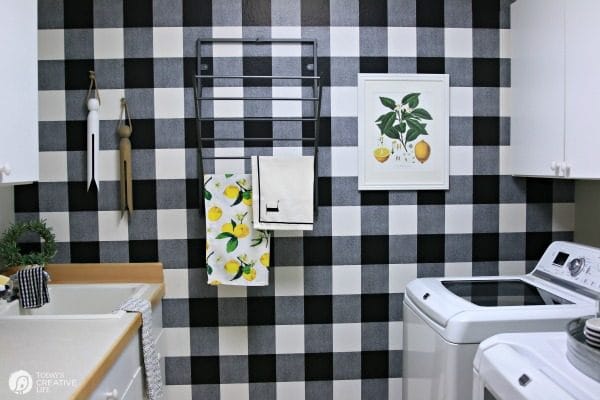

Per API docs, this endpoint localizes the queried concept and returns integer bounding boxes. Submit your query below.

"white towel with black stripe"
[16,265,49,309]
[251,156,314,230]
[118,297,163,400]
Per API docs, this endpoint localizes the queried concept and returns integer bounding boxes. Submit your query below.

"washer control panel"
[534,241,600,295]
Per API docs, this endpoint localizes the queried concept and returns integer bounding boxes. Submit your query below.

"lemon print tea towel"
[204,174,271,286]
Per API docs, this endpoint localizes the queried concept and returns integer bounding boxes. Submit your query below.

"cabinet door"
[510,0,566,177]
[565,0,600,178]
[90,334,141,400]
[0,0,38,184]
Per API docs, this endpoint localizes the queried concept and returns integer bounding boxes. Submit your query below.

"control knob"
[568,257,585,277]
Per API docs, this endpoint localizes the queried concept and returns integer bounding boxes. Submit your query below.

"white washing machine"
[402,241,600,400]
[472,331,600,400]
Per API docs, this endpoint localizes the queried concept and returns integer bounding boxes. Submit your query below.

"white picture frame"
[357,73,450,191]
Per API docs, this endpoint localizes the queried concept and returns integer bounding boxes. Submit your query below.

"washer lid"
[406,278,477,327]
[441,280,573,307]
[476,343,576,400]
[475,332,600,400]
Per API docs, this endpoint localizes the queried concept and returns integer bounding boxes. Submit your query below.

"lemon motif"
[208,280,221,286]
[373,147,390,163]
[224,260,240,275]
[243,197,252,206]
[414,140,431,163]
[233,224,250,239]
[260,252,270,267]
[221,222,234,234]
[207,206,223,221]
[243,268,257,282]
[223,185,239,199]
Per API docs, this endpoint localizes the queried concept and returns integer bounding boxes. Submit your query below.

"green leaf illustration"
[216,232,235,240]
[411,108,433,120]
[384,125,401,140]
[231,192,243,206]
[225,173,234,178]
[226,237,239,253]
[379,96,397,110]
[231,219,237,229]
[399,121,406,133]
[402,93,420,108]
[204,189,212,201]
[405,128,421,143]
[405,118,427,134]
[242,191,252,200]
[376,111,397,136]
[231,265,243,280]
[207,265,213,274]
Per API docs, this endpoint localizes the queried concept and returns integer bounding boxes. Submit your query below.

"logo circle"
[8,370,33,395]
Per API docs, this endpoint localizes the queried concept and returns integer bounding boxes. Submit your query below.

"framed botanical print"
[357,73,449,190]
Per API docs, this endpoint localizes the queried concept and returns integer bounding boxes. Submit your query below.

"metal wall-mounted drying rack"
[193,38,322,218]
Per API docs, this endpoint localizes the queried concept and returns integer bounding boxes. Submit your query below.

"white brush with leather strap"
[86,71,101,192]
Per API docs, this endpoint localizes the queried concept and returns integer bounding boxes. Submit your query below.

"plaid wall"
[18,0,576,399]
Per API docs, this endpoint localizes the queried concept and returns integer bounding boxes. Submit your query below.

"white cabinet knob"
[0,163,11,176]
[105,388,118,399]
[559,162,570,177]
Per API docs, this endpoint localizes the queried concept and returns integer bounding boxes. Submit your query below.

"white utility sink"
[0,283,152,318]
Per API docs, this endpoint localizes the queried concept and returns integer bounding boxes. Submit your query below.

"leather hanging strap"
[119,97,132,130]
[118,98,133,218]
[86,70,101,105]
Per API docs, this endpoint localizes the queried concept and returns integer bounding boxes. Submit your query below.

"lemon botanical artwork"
[204,174,270,286]
[374,92,433,165]
[358,73,450,190]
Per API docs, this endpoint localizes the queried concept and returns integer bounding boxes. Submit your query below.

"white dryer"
[472,331,600,400]
[402,241,600,400]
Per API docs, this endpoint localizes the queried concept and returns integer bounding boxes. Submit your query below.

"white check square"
[389,205,418,235]
[388,27,417,57]
[153,27,183,58]
[444,28,473,58]
[93,28,124,59]
[218,326,248,356]
[330,27,360,57]
[331,206,361,236]
[276,325,305,354]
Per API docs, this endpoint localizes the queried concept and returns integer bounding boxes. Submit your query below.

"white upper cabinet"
[510,0,600,179]
[0,0,38,185]
[564,0,600,178]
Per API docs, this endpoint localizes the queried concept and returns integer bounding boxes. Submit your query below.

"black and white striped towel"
[118,297,163,400]
[16,265,50,309]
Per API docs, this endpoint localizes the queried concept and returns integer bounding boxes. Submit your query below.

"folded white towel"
[251,156,314,230]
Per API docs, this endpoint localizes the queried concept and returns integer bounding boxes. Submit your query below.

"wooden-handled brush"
[118,98,133,218]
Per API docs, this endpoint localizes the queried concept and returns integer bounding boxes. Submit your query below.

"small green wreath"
[0,220,57,271]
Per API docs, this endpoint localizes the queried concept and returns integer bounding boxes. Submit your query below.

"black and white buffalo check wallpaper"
[16,0,575,398]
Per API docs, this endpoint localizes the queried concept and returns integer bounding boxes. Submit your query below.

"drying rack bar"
[197,97,320,101]
[197,117,319,122]
[196,75,320,80]
[203,156,252,160]
[198,38,317,43]
[199,137,316,142]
